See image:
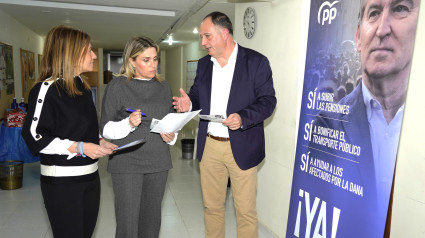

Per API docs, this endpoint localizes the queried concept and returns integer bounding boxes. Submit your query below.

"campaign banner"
[286,0,420,237]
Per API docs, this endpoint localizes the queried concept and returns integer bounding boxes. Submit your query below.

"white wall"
[164,45,184,97]
[98,48,105,114]
[182,41,207,93]
[234,1,302,237]
[164,41,206,94]
[159,50,166,82]
[391,1,425,236]
[0,8,43,113]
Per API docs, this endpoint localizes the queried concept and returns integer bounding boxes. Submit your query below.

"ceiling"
[0,0,237,51]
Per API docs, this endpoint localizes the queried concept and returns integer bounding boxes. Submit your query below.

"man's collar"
[362,79,405,121]
[210,41,238,64]
[362,80,379,121]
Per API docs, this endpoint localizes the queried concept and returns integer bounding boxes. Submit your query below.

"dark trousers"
[41,176,100,238]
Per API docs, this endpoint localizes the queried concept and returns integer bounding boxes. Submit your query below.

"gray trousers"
[111,170,168,238]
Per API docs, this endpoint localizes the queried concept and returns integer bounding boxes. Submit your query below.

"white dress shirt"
[207,43,238,138]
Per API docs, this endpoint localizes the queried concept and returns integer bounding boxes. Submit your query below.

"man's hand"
[172,88,191,113]
[222,113,242,130]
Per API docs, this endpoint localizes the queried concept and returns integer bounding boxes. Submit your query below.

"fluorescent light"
[193,28,198,34]
[167,36,173,45]
[0,0,175,17]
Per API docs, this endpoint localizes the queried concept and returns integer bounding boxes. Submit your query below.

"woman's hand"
[160,132,175,143]
[129,109,142,128]
[83,142,116,159]
[100,138,118,150]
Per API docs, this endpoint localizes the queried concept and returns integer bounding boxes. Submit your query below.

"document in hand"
[150,110,201,133]
[198,114,225,122]
[114,138,146,151]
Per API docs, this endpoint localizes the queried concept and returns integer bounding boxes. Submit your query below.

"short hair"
[204,11,233,35]
[118,36,161,82]
[38,25,91,96]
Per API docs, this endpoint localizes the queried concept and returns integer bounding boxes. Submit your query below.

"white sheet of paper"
[114,138,146,151]
[198,114,225,122]
[150,110,201,133]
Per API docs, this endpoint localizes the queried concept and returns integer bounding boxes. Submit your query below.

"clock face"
[243,7,256,39]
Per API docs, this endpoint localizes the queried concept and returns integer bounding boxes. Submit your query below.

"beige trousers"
[200,136,258,238]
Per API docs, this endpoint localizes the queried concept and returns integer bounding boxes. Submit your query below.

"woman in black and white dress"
[21,25,117,238]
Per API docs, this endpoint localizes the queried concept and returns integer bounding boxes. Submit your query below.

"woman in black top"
[21,25,117,238]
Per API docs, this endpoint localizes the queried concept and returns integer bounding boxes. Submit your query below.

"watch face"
[243,7,256,39]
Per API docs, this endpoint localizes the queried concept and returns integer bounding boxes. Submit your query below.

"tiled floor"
[0,145,277,238]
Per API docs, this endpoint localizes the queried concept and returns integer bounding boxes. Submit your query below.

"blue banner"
[287,0,420,237]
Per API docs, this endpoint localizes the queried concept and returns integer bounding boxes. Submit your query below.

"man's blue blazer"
[188,45,276,170]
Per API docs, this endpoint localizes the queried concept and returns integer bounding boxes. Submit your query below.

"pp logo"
[318,1,339,25]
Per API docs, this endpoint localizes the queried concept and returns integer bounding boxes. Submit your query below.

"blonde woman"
[22,25,117,238]
[100,36,175,238]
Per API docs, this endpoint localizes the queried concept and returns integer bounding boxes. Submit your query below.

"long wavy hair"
[117,36,161,83]
[38,25,91,96]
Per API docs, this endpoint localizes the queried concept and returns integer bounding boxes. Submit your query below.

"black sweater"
[22,77,99,184]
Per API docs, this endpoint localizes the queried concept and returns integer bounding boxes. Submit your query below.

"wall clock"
[243,7,256,39]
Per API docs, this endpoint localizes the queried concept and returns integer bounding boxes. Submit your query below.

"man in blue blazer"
[173,11,276,238]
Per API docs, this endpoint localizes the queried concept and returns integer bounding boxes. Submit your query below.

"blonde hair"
[117,36,161,83]
[38,25,91,96]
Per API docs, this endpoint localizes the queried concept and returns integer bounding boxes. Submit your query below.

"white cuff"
[103,117,134,139]
[40,138,77,160]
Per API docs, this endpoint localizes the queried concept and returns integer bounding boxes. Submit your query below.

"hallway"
[0,144,276,238]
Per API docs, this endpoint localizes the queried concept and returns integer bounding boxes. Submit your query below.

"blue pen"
[126,108,146,116]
